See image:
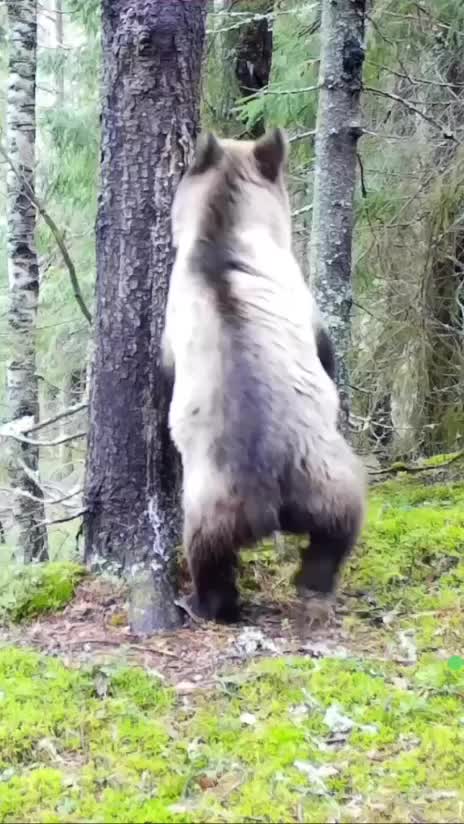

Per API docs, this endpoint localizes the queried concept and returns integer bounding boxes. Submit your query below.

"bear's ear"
[253,128,288,182]
[189,132,224,175]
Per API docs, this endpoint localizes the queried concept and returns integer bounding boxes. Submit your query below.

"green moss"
[421,450,463,467]
[345,479,464,608]
[0,644,463,822]
[1,474,463,821]
[0,561,86,623]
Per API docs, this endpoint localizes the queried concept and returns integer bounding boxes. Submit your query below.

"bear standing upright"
[162,128,366,623]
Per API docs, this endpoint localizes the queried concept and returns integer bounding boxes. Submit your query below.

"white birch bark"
[6,0,48,562]
[309,0,366,427]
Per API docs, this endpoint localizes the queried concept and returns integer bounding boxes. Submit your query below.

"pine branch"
[0,141,92,325]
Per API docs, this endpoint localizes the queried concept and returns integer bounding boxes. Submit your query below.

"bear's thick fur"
[162,129,365,623]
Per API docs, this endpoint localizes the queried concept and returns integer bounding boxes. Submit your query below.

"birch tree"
[6,0,48,562]
[84,0,207,633]
[309,0,366,425]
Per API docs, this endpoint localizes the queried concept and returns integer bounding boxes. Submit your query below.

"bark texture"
[309,0,366,426]
[6,0,48,563]
[84,0,207,632]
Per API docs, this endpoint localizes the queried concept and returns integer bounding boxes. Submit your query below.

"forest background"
[0,3,464,822]
[1,0,464,564]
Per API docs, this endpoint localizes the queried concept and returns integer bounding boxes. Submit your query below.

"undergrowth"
[0,472,463,822]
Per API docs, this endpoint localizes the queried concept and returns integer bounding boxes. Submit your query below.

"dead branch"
[0,425,86,448]
[24,401,88,435]
[44,508,87,527]
[369,451,464,476]
[0,142,92,325]
[238,84,320,104]
[289,129,316,143]
[0,485,83,506]
[364,86,459,143]
[368,61,464,90]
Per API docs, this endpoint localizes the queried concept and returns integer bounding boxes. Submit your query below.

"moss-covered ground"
[0,472,463,822]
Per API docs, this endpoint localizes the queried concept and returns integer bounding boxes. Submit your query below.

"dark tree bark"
[84,0,207,632]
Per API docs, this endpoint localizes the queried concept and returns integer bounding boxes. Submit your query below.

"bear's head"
[172,129,291,256]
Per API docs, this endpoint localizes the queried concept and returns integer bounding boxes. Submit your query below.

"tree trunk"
[55,0,65,107]
[309,0,366,427]
[208,0,273,138]
[84,0,207,633]
[6,0,48,563]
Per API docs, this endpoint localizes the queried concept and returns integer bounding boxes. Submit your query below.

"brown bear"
[162,128,365,623]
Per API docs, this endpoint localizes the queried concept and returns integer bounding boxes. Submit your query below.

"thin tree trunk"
[55,0,65,107]
[309,0,366,427]
[84,0,207,633]
[6,0,48,563]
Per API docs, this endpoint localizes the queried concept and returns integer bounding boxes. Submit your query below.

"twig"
[238,83,320,104]
[0,485,83,506]
[289,129,316,143]
[368,61,464,89]
[65,637,179,657]
[0,142,92,325]
[44,508,87,526]
[357,152,368,198]
[24,401,88,434]
[291,204,313,218]
[0,425,86,447]
[364,86,459,143]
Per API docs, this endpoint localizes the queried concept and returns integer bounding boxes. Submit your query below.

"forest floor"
[0,468,464,823]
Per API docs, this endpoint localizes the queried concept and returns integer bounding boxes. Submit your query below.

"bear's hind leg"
[291,523,357,628]
[186,524,240,624]
[281,494,362,626]
[293,524,355,598]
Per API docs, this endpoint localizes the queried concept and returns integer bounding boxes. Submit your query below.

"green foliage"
[0,562,86,623]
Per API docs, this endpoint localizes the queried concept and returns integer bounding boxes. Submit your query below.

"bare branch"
[369,451,464,476]
[0,424,86,447]
[289,129,316,144]
[357,152,368,198]
[44,509,87,527]
[24,402,88,434]
[368,61,464,90]
[364,86,460,143]
[238,84,320,105]
[0,142,92,325]
[0,485,83,506]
